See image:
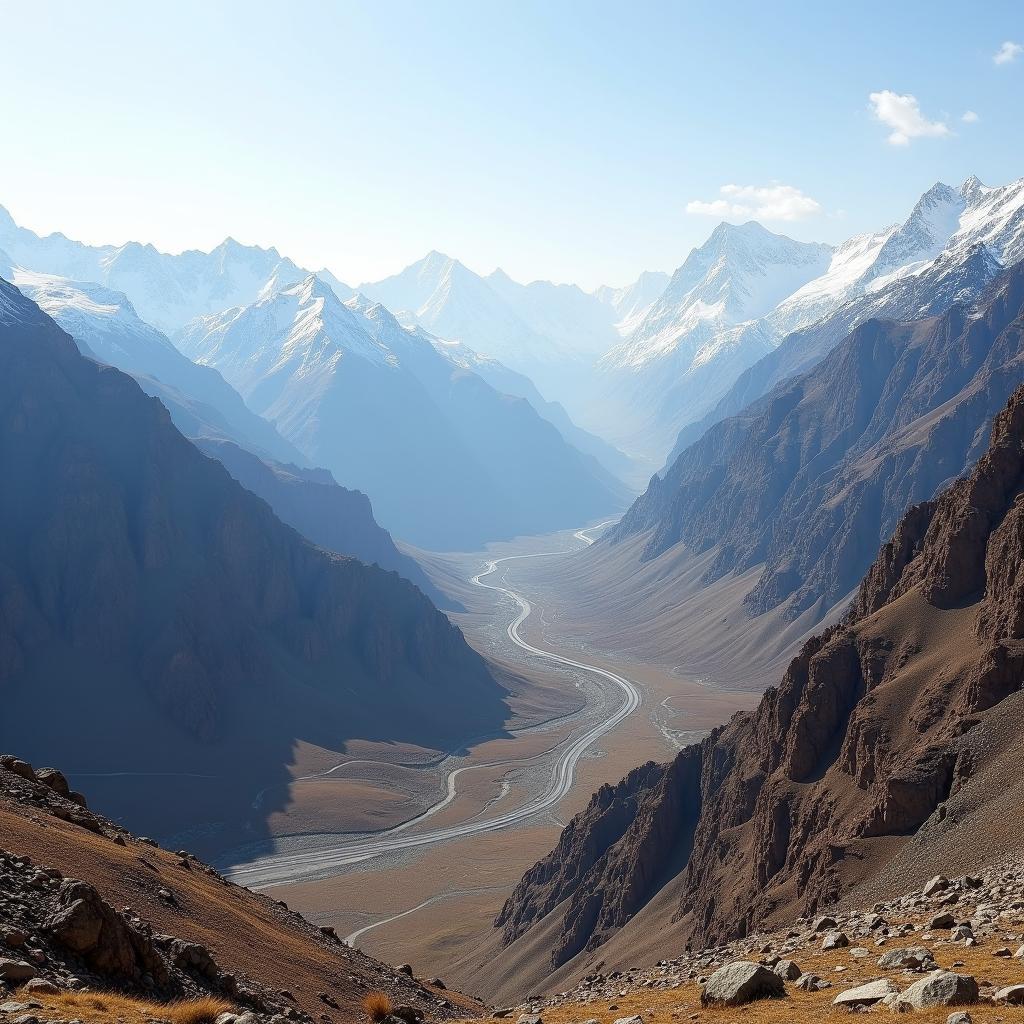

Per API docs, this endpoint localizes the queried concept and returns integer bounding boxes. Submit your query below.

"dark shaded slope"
[195,437,449,607]
[0,279,505,847]
[494,379,1024,983]
[612,259,1024,620]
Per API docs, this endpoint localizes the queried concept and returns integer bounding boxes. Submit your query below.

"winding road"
[228,520,639,890]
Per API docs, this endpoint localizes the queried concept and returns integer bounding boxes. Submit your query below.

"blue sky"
[1,0,1021,288]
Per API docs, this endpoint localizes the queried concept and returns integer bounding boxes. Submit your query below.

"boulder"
[833,979,897,1008]
[929,912,957,929]
[994,985,1024,1004]
[878,946,936,970]
[516,1015,543,1024]
[0,756,37,782]
[774,959,801,980]
[821,931,849,950]
[35,768,71,798]
[813,916,838,932]
[700,961,785,1006]
[923,876,949,897]
[21,980,58,995]
[389,1007,423,1024]
[0,961,35,984]
[947,1014,972,1024]
[796,974,830,991]
[44,879,169,985]
[612,1018,645,1024]
[895,971,978,1010]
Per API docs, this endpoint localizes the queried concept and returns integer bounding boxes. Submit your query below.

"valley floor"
[220,522,755,992]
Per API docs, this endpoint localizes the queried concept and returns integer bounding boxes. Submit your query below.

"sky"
[0,0,1021,289]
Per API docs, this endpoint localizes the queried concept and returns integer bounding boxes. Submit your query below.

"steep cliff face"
[611,259,1024,622]
[497,381,1024,978]
[0,279,505,843]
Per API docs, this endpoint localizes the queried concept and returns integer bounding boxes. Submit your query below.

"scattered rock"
[700,961,785,1006]
[813,916,838,933]
[0,960,36,983]
[832,979,898,1008]
[878,946,936,971]
[895,971,979,1010]
[773,959,801,980]
[994,985,1024,1004]
[929,912,957,930]
[516,1015,543,1024]
[21,980,59,995]
[923,876,950,897]
[947,1014,972,1024]
[821,931,849,950]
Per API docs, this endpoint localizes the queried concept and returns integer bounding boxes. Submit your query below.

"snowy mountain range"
[664,174,1024,466]
[599,174,1024,462]
[0,206,307,334]
[359,251,660,418]
[4,261,304,465]
[178,275,628,548]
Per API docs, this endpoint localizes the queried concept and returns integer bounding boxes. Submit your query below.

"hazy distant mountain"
[599,222,833,457]
[359,252,619,412]
[0,204,306,334]
[612,258,1024,622]
[0,278,506,842]
[431,334,642,485]
[179,276,629,549]
[594,270,670,337]
[8,266,303,465]
[666,175,1024,464]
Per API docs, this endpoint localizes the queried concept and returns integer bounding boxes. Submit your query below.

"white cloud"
[993,40,1022,65]
[868,90,950,146]
[685,183,822,222]
[962,110,980,123]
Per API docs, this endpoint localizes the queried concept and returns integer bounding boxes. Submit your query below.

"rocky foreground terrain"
[0,755,482,1024]
[490,863,1024,1024]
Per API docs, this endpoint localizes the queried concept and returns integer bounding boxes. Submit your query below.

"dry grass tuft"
[362,991,393,1022]
[167,996,234,1024]
[32,990,233,1024]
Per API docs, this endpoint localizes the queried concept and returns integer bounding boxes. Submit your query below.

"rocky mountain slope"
[479,379,1024,996]
[0,278,506,847]
[179,276,627,549]
[0,754,480,1022]
[612,257,1024,623]
[194,438,444,604]
[483,862,1024,1019]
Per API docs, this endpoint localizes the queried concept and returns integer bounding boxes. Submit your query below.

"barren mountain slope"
[0,755,481,1021]
[467,379,1024,1000]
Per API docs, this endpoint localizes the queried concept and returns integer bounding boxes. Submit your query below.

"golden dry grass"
[482,923,1024,1024]
[21,989,233,1024]
[362,990,393,1022]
